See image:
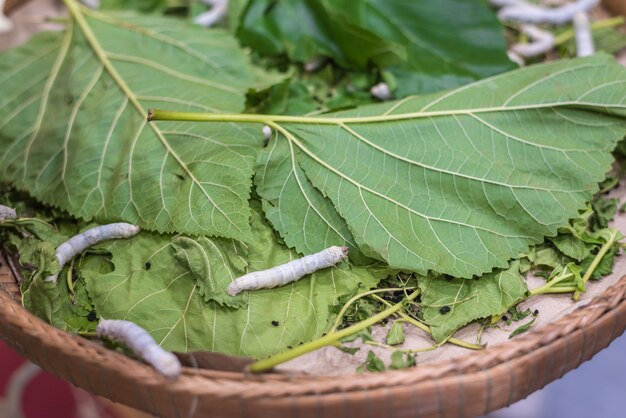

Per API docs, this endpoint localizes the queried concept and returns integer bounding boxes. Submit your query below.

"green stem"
[66,259,76,301]
[554,17,625,46]
[329,287,416,333]
[528,271,574,296]
[248,290,420,373]
[573,229,620,300]
[371,294,483,350]
[530,286,578,296]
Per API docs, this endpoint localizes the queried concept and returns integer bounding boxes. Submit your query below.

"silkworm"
[497,0,598,25]
[0,0,13,33]
[227,246,349,296]
[0,204,17,222]
[510,25,555,58]
[370,82,392,101]
[573,12,594,57]
[193,0,228,27]
[46,223,140,283]
[262,125,272,140]
[97,319,182,379]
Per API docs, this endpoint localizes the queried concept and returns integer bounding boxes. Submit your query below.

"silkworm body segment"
[227,246,349,296]
[0,204,17,222]
[46,223,140,283]
[97,319,182,379]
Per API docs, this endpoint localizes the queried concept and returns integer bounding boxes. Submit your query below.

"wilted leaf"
[83,204,384,358]
[419,262,528,342]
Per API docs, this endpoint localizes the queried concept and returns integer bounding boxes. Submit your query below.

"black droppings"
[533,309,539,316]
[590,247,599,255]
[144,261,151,270]
[502,315,509,322]
[271,320,279,327]
[439,306,451,314]
[87,310,97,322]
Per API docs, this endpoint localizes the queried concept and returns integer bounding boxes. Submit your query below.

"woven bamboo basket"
[1,248,626,418]
[3,2,626,417]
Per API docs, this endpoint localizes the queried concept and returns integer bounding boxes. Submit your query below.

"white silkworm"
[0,0,13,33]
[46,223,140,283]
[304,57,328,73]
[511,25,556,58]
[489,0,521,7]
[573,12,594,57]
[0,204,17,222]
[262,125,272,140]
[370,82,392,101]
[498,0,598,25]
[227,246,349,296]
[193,0,228,27]
[97,319,181,379]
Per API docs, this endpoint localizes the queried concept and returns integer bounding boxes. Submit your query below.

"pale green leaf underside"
[419,261,528,342]
[84,205,383,358]
[172,235,248,308]
[0,5,279,241]
[255,55,626,277]
[255,134,371,263]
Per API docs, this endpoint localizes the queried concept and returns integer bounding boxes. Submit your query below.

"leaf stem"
[248,290,420,373]
[329,286,416,333]
[573,229,619,300]
[554,16,625,46]
[370,294,483,350]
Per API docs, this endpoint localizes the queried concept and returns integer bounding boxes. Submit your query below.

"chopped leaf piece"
[419,262,528,342]
[356,350,386,373]
[509,317,537,339]
[389,351,416,370]
[385,321,405,346]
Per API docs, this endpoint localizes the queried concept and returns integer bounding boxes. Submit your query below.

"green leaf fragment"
[357,350,385,373]
[385,321,405,346]
[389,351,416,370]
[419,262,528,343]
[509,317,537,339]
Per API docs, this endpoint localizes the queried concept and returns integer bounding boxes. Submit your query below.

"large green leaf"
[419,262,528,342]
[166,55,626,277]
[83,204,384,357]
[0,2,278,241]
[236,0,513,95]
